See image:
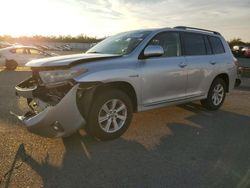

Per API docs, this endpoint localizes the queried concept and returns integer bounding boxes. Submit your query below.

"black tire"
[5,60,18,70]
[85,89,133,141]
[201,78,226,110]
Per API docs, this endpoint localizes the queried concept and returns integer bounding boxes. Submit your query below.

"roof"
[142,26,221,36]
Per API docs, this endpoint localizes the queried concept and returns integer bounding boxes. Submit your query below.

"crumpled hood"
[25,53,121,68]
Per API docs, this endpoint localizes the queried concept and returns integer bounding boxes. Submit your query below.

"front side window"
[182,33,206,56]
[87,30,152,55]
[209,36,225,54]
[148,32,181,57]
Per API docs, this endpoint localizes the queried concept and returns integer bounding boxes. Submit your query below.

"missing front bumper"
[13,81,86,138]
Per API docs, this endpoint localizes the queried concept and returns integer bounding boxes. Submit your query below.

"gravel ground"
[0,60,250,188]
[238,57,250,68]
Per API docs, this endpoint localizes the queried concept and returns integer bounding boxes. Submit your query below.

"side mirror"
[143,45,164,58]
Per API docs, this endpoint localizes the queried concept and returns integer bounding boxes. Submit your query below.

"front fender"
[74,68,138,83]
[74,68,141,109]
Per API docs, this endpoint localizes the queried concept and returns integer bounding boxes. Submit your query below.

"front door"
[139,32,187,107]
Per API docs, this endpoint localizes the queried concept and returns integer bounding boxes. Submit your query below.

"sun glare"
[0,0,93,37]
[1,0,249,41]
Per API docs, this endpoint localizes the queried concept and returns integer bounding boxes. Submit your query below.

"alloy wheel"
[98,99,127,133]
[212,83,224,106]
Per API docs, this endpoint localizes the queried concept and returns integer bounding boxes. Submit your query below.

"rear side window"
[209,36,225,54]
[182,33,206,56]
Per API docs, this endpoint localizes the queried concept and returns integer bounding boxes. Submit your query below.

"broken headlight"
[39,68,87,84]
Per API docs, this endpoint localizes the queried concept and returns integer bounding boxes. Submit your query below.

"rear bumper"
[14,81,86,138]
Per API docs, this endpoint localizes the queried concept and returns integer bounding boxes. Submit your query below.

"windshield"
[87,30,152,55]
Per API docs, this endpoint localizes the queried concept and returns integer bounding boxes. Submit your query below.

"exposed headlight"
[39,68,87,84]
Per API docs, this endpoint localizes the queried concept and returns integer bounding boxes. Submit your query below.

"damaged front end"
[13,71,86,138]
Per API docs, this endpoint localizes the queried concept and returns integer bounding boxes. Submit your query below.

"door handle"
[210,61,217,65]
[179,62,187,68]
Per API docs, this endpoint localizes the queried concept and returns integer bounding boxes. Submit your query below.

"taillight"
[233,57,239,67]
[233,57,242,75]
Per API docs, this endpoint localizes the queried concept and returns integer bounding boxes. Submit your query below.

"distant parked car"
[242,47,250,58]
[34,44,50,51]
[46,45,63,51]
[61,44,72,51]
[0,41,12,49]
[89,43,97,48]
[0,46,58,70]
[232,45,250,57]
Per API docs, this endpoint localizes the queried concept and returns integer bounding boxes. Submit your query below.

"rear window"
[182,33,206,56]
[209,36,225,54]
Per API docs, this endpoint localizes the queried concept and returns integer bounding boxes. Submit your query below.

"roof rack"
[174,26,221,35]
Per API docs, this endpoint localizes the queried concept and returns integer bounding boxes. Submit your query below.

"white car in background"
[0,41,11,49]
[0,46,58,70]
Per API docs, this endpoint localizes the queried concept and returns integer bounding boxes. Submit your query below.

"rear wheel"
[85,89,133,141]
[201,78,226,110]
[5,60,18,70]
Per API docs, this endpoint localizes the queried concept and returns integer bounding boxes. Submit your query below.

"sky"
[0,0,250,41]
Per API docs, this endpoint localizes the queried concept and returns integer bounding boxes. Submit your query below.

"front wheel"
[85,89,133,141]
[5,60,18,70]
[201,78,226,110]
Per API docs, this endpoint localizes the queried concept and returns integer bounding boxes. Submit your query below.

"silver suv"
[14,26,237,140]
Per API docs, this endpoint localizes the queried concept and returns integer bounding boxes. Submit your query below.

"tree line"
[0,35,249,47]
[228,38,250,48]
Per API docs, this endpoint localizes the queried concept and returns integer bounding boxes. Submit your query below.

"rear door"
[181,32,215,97]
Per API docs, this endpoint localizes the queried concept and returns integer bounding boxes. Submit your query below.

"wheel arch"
[93,81,138,112]
[77,81,138,121]
[5,58,17,63]
[213,73,229,92]
[5,59,18,70]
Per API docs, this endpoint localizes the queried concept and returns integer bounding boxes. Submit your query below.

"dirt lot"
[0,59,250,188]
[238,57,250,68]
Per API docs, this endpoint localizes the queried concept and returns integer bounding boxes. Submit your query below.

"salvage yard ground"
[0,57,250,188]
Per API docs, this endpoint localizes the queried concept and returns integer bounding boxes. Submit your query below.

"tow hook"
[10,111,35,121]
